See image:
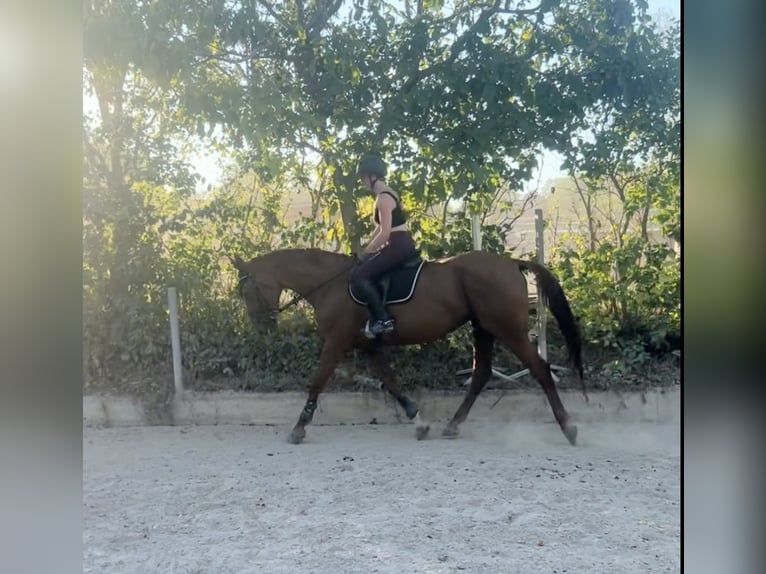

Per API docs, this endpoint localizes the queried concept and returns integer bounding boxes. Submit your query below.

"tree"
[121,0,673,252]
[559,11,680,245]
[546,10,680,353]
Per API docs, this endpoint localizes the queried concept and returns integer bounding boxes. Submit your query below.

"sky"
[82,0,679,194]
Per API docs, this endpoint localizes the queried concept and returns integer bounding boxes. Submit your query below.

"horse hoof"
[416,425,430,441]
[442,425,459,439]
[563,424,578,446]
[288,429,306,444]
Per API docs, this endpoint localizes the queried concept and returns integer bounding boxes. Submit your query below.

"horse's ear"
[229,254,246,272]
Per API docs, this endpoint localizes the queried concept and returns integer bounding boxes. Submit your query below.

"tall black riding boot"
[353,279,395,337]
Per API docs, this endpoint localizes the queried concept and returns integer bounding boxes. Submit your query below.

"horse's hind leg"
[289,339,347,444]
[501,331,577,446]
[368,349,430,440]
[443,326,494,438]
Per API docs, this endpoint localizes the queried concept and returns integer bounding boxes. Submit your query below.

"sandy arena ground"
[84,419,680,573]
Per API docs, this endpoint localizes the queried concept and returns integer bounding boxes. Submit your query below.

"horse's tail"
[518,259,586,395]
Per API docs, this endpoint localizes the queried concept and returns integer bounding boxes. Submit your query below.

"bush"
[549,236,680,371]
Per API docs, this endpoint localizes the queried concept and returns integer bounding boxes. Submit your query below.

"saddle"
[348,252,426,306]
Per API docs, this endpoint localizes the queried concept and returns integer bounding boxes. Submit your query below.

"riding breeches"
[350,231,417,282]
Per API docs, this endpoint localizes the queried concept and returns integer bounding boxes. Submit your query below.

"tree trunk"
[91,63,134,294]
[573,177,597,252]
[640,178,653,243]
[333,167,362,254]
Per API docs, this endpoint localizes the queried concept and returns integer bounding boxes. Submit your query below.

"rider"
[350,154,418,338]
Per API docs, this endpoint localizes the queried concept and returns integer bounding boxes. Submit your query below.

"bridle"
[237,259,358,315]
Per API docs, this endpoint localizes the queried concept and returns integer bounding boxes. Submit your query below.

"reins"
[238,258,359,315]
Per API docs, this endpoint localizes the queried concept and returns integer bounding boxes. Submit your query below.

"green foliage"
[552,237,679,351]
[544,175,680,371]
[543,4,680,369]
[87,0,679,253]
[416,217,509,259]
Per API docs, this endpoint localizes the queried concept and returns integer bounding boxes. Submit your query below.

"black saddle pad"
[349,256,426,305]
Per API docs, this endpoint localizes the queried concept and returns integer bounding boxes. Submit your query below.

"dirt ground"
[84,420,680,573]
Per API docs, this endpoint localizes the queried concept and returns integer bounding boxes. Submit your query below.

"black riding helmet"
[357,154,388,179]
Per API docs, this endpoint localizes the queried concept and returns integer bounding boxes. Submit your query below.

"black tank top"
[374,191,407,227]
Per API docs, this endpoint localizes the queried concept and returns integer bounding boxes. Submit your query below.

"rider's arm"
[364,194,395,253]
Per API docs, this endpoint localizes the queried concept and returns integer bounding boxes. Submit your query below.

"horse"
[231,248,584,446]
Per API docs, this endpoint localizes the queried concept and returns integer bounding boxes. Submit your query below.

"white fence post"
[471,213,482,251]
[459,205,567,389]
[168,287,184,396]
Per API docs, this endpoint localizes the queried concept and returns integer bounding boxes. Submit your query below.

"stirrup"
[363,319,395,339]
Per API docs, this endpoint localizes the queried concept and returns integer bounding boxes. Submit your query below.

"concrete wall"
[83,387,679,428]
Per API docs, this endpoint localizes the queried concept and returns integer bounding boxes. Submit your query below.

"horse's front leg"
[289,341,346,444]
[368,348,430,440]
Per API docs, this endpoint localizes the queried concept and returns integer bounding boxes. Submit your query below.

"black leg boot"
[353,279,395,337]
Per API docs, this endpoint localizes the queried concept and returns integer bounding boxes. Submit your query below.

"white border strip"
[83,387,680,428]
[348,260,426,306]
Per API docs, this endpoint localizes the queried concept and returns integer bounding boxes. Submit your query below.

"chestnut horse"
[231,248,584,445]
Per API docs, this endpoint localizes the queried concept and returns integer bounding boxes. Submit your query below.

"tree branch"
[507,189,537,230]
[398,4,499,96]
[83,132,108,180]
[256,0,291,28]
[572,177,597,251]
[372,3,500,141]
[496,5,542,16]
[308,0,344,40]
[393,1,543,99]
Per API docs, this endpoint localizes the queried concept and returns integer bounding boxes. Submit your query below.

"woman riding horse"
[351,154,419,338]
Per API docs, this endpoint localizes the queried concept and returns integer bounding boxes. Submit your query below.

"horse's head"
[230,254,279,332]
